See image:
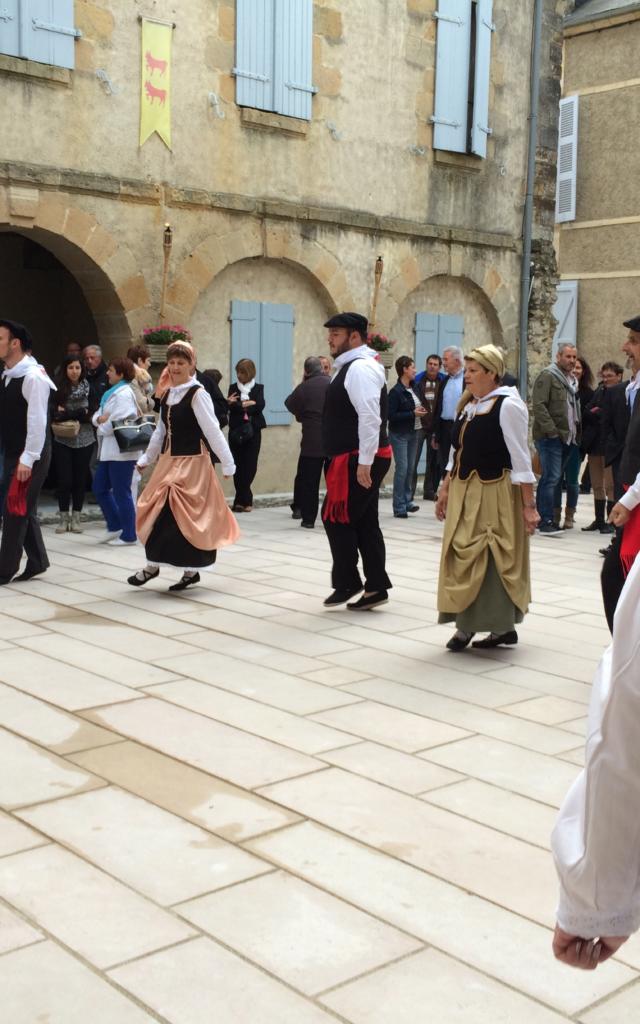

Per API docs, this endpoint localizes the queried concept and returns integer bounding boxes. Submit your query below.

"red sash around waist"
[322,446,392,525]
[620,485,640,577]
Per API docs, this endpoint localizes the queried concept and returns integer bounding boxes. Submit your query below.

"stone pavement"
[0,497,638,1023]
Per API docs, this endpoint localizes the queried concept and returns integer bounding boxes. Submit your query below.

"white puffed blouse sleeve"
[552,555,640,939]
[499,394,536,484]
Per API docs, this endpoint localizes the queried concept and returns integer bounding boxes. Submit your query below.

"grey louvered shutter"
[23,0,80,69]
[260,302,294,425]
[438,314,464,353]
[471,0,494,158]
[234,0,275,112]
[414,313,439,370]
[230,300,262,380]
[556,96,579,223]
[551,282,578,357]
[274,0,315,120]
[431,0,472,153]
[0,0,21,58]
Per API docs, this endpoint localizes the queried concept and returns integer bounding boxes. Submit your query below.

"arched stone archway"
[0,191,154,364]
[164,219,355,324]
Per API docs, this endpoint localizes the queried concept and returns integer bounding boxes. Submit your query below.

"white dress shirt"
[1,355,55,468]
[552,552,640,939]
[138,378,236,477]
[619,468,640,512]
[625,369,640,413]
[333,345,387,466]
[92,385,140,462]
[446,386,536,484]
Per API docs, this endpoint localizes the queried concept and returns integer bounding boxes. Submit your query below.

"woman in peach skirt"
[128,341,239,591]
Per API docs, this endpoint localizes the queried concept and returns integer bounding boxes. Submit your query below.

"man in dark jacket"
[601,317,640,630]
[431,346,465,479]
[82,345,109,408]
[412,353,443,500]
[285,356,330,528]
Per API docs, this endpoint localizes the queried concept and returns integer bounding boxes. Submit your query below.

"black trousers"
[437,420,454,477]
[231,430,262,507]
[411,430,441,499]
[292,454,324,525]
[601,528,625,634]
[53,441,95,512]
[0,446,51,580]
[323,454,392,593]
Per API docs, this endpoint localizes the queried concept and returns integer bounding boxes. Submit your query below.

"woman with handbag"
[227,358,266,512]
[91,357,139,546]
[51,355,96,534]
[131,341,239,591]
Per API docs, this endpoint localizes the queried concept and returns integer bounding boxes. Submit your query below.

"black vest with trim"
[620,394,640,488]
[0,377,29,460]
[322,360,388,458]
[451,395,512,482]
[161,385,209,456]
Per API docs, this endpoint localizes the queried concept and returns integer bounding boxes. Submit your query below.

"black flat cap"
[623,316,640,333]
[324,312,368,333]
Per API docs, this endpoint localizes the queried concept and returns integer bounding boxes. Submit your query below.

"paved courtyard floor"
[0,496,637,1023]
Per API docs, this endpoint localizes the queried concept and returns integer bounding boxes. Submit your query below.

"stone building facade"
[555,0,640,371]
[0,0,566,493]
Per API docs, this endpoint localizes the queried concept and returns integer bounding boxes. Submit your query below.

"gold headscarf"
[456,344,507,415]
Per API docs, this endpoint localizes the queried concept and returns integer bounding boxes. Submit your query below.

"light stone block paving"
[0,504,634,1022]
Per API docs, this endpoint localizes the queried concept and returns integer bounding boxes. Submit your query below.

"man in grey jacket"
[285,356,330,528]
[532,343,580,535]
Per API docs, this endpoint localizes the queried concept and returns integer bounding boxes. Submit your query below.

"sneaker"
[538,522,563,536]
[324,586,363,607]
[97,529,121,544]
[347,590,389,611]
[108,538,137,546]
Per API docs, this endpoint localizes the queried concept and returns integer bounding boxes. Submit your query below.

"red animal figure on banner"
[145,50,167,76]
[145,80,167,105]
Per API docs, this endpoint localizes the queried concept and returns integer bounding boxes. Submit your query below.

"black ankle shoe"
[127,567,160,587]
[581,521,600,532]
[347,590,389,611]
[169,572,201,592]
[12,567,47,582]
[472,630,518,649]
[324,586,363,607]
[446,632,474,652]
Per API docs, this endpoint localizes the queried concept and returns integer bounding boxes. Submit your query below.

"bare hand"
[431,437,439,450]
[223,474,232,480]
[415,406,426,417]
[16,462,32,483]
[227,393,239,404]
[97,414,109,424]
[552,926,628,970]
[356,464,372,489]
[241,400,255,408]
[435,490,448,521]
[609,503,630,528]
[523,506,540,535]
[154,366,171,398]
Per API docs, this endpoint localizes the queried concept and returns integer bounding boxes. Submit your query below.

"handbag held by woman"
[112,414,156,453]
[51,420,81,439]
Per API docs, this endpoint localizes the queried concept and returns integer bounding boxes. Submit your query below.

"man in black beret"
[601,316,640,629]
[320,312,392,610]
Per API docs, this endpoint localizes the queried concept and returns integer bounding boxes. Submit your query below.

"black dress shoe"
[127,567,160,587]
[407,504,420,513]
[446,632,475,651]
[169,572,201,592]
[300,521,314,529]
[471,631,518,649]
[0,577,13,586]
[347,590,389,611]
[12,567,47,582]
[599,523,615,535]
[324,586,363,607]
[291,509,302,520]
[394,512,408,519]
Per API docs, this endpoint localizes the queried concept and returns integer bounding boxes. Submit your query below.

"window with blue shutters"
[234,0,316,120]
[431,0,494,157]
[0,0,80,69]
[230,300,294,426]
[414,312,464,473]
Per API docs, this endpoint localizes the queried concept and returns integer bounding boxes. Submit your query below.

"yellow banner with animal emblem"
[140,19,172,149]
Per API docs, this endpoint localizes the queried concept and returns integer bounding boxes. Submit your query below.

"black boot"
[600,500,616,535]
[582,498,606,532]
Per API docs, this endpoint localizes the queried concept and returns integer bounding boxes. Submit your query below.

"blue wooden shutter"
[414,313,439,371]
[471,0,494,158]
[274,0,314,120]
[432,0,471,153]
[0,0,21,58]
[260,302,293,425]
[551,282,578,357]
[23,0,80,69]
[230,301,262,384]
[234,0,275,112]
[438,314,465,353]
[556,96,579,223]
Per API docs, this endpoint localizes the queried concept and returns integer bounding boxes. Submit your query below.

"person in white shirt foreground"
[0,320,55,584]
[551,494,640,967]
[130,341,239,592]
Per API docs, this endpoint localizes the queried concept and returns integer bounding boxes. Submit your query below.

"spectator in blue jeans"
[91,357,139,545]
[532,343,581,535]
[388,356,426,519]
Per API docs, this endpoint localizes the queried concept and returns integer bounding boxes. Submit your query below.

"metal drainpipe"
[518,0,544,396]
